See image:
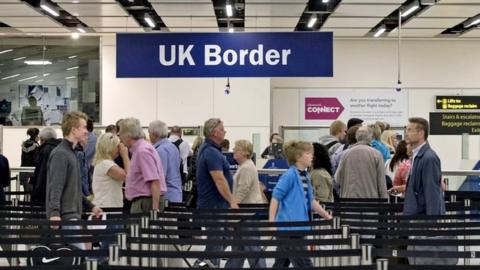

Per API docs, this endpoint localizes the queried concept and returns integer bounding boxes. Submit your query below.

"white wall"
[101,36,271,155]
[272,39,480,170]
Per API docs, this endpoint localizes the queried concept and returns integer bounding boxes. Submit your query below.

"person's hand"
[119,143,129,157]
[229,200,239,209]
[92,206,103,218]
[49,216,61,230]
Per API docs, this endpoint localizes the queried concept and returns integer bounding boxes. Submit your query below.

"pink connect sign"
[305,97,344,120]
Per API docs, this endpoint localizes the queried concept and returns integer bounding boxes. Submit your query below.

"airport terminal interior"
[0,0,480,268]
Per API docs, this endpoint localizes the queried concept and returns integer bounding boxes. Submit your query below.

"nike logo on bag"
[42,257,60,263]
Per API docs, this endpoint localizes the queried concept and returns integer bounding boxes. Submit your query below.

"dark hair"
[105,124,117,133]
[408,117,429,140]
[87,119,94,132]
[390,140,409,171]
[312,142,332,175]
[346,124,361,145]
[27,127,39,140]
[115,119,123,133]
[269,133,279,142]
[220,139,230,151]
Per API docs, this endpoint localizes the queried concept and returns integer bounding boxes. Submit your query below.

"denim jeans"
[272,236,312,268]
[224,227,266,268]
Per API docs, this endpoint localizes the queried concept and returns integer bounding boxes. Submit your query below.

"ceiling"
[0,0,479,38]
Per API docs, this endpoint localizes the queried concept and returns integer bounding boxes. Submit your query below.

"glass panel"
[0,36,100,125]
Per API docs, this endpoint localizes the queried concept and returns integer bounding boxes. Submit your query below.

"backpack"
[28,244,82,266]
[173,139,187,185]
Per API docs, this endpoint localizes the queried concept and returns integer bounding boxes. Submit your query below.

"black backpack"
[29,244,81,266]
[173,139,187,184]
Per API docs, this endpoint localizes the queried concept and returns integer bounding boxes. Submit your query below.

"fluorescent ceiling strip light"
[307,17,317,28]
[228,27,234,33]
[144,14,155,28]
[322,0,329,2]
[77,27,86,33]
[18,75,38,82]
[466,19,480,28]
[401,2,419,17]
[66,66,79,70]
[24,60,52,65]
[71,32,80,39]
[226,4,233,17]
[35,79,44,83]
[373,26,386,37]
[66,76,76,79]
[43,73,50,77]
[1,74,20,80]
[13,57,26,61]
[68,55,77,59]
[40,3,59,17]
[0,49,13,54]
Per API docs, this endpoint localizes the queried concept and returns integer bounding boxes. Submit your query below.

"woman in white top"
[225,139,267,269]
[92,133,130,208]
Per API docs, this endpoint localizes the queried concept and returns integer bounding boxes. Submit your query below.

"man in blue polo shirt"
[195,118,238,267]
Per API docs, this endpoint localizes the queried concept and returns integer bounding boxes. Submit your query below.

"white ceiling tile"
[245,0,306,2]
[152,3,215,17]
[57,0,118,2]
[341,0,403,3]
[0,3,42,17]
[16,27,70,33]
[403,17,466,28]
[321,28,370,37]
[334,3,399,17]
[79,16,139,27]
[161,17,218,28]
[153,0,211,3]
[168,27,219,32]
[93,27,145,33]
[460,29,480,37]
[0,17,60,27]
[323,17,382,28]
[59,3,128,17]
[245,17,299,28]
[245,3,306,16]
[440,0,480,3]
[419,4,480,18]
[387,28,443,37]
[245,27,293,32]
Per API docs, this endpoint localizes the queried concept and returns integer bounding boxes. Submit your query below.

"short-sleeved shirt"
[92,160,123,208]
[153,138,182,203]
[125,139,166,200]
[196,138,233,208]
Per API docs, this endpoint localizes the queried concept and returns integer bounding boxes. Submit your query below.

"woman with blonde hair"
[92,133,130,208]
[381,129,398,155]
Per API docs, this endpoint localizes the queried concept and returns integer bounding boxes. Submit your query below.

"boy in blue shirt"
[269,140,332,267]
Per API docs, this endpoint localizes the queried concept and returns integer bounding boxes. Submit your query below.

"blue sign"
[116,32,333,78]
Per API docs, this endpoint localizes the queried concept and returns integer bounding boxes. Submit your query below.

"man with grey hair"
[168,125,192,177]
[31,127,61,204]
[148,120,182,203]
[194,118,237,268]
[335,125,387,198]
[119,118,167,213]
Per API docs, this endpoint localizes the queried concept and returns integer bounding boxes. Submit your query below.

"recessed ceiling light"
[66,76,76,79]
[71,32,80,39]
[72,0,79,3]
[43,73,50,77]
[0,49,13,54]
[24,60,52,65]
[226,3,233,17]
[374,25,386,37]
[40,1,60,17]
[18,75,38,82]
[307,16,317,28]
[401,1,419,17]
[1,74,20,80]
[66,66,79,70]
[68,55,77,59]
[144,14,155,28]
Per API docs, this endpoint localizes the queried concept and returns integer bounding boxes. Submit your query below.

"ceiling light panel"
[58,3,129,16]
[419,5,480,18]
[152,2,217,28]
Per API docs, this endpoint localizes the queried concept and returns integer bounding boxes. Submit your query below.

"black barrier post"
[376,258,388,270]
[450,194,456,203]
[350,233,360,265]
[108,244,120,265]
[340,225,350,266]
[149,209,159,267]
[117,233,127,266]
[361,244,372,265]
[465,198,471,266]
[9,197,19,267]
[86,258,98,270]
[130,223,140,266]
[140,216,150,267]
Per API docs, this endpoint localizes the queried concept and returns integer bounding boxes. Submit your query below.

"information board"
[430,112,480,135]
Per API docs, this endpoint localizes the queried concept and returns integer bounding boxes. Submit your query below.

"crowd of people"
[0,112,447,267]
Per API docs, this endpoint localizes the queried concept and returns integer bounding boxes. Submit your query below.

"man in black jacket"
[30,127,61,205]
[0,153,10,205]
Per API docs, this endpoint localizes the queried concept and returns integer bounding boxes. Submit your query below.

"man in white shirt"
[168,126,193,176]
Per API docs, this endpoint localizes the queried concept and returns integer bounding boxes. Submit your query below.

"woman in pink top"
[390,142,412,195]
